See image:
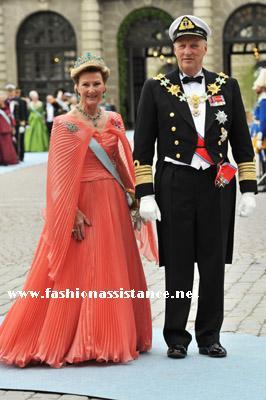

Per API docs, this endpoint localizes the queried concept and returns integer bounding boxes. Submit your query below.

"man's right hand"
[139,195,161,221]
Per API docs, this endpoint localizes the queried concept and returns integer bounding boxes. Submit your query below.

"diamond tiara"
[73,52,105,69]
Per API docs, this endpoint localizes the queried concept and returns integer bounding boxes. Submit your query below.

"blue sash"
[89,137,125,190]
[89,137,133,206]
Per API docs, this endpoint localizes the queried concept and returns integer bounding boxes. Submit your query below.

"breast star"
[215,110,228,125]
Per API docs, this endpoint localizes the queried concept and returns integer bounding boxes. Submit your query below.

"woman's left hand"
[126,189,139,210]
[72,208,91,241]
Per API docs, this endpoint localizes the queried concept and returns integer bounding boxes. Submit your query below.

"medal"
[220,127,228,142]
[208,95,226,107]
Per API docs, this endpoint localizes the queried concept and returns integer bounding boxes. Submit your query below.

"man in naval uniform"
[133,15,257,359]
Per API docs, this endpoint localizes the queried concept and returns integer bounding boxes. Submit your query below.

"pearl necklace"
[76,105,102,127]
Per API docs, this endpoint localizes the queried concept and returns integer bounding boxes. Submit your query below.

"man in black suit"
[133,15,257,359]
[45,95,65,137]
[14,87,28,161]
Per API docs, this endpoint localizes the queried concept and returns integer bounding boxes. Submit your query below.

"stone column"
[193,0,215,71]
[0,1,7,88]
[80,0,102,56]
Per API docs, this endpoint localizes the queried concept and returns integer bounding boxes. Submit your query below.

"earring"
[102,90,106,100]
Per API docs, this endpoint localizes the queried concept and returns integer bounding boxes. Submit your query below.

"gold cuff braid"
[238,161,256,181]
[134,161,153,186]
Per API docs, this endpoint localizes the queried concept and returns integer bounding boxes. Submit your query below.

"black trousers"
[15,127,25,161]
[46,121,53,138]
[156,162,235,348]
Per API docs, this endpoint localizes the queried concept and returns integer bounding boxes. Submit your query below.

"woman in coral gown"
[0,53,157,368]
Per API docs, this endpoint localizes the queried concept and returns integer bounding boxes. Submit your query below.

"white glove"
[139,195,161,221]
[238,192,256,217]
[19,126,25,134]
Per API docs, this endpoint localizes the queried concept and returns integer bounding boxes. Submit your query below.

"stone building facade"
[0,0,266,125]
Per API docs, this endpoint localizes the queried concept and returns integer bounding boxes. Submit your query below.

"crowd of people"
[0,85,75,165]
[0,84,116,166]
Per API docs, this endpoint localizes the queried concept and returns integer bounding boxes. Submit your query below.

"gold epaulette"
[134,160,153,186]
[238,161,256,181]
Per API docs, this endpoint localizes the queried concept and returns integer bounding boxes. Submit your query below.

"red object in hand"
[215,162,237,187]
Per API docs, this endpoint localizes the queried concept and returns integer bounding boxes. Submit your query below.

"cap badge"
[178,17,195,31]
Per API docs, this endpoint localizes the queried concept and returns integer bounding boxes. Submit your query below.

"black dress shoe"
[199,343,227,357]
[167,345,187,359]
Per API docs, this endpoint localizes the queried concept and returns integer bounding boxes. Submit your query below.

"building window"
[17,11,77,98]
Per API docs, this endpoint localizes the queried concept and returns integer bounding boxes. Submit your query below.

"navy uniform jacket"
[13,96,28,125]
[133,68,257,198]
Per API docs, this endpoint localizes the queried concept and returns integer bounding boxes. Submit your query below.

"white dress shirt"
[46,103,54,122]
[164,69,210,170]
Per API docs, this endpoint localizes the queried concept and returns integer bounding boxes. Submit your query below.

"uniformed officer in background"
[133,15,257,359]
[5,84,28,162]
[252,68,266,191]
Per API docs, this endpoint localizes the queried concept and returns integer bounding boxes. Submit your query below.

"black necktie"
[182,75,203,84]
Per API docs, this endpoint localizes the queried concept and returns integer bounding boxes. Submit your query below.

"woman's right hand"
[72,208,91,241]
